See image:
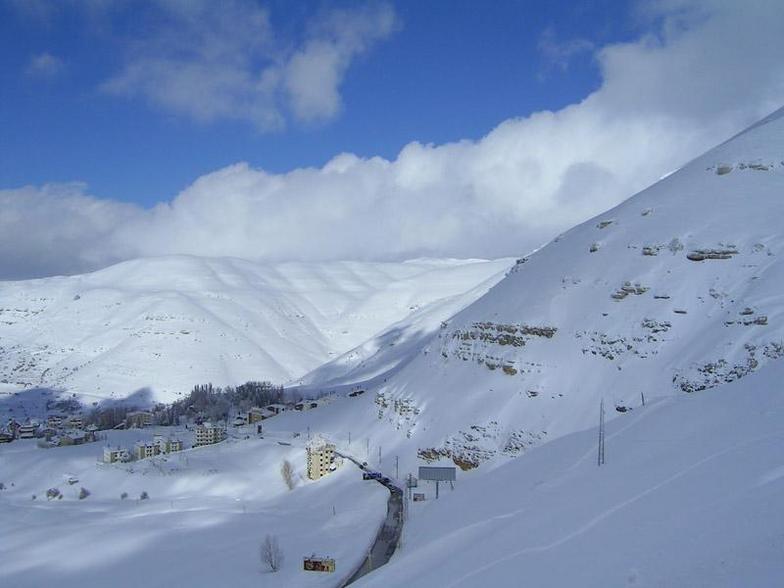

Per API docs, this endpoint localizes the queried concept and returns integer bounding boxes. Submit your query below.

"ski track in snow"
[444,428,784,588]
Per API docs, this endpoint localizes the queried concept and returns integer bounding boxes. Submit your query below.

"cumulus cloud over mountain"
[3,0,784,279]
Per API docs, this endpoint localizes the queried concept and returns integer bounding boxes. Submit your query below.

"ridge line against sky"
[1,0,784,280]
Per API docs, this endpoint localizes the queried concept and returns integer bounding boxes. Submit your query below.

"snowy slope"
[356,360,784,588]
[294,262,512,389]
[332,106,784,470]
[0,426,388,588]
[0,256,512,403]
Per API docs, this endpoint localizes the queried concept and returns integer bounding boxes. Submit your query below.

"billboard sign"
[418,466,456,482]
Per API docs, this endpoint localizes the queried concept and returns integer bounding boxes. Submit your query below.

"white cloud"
[25,52,65,78]
[102,1,399,130]
[0,184,140,279]
[537,27,594,72]
[284,4,399,122]
[3,0,784,279]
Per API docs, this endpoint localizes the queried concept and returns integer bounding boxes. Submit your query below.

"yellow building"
[103,446,130,463]
[194,422,226,447]
[47,414,64,428]
[166,438,183,452]
[66,416,84,429]
[247,407,274,423]
[126,411,153,428]
[303,555,336,572]
[154,434,183,454]
[307,441,336,480]
[134,441,160,460]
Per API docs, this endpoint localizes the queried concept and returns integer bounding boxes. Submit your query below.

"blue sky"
[1,0,783,279]
[1,0,634,206]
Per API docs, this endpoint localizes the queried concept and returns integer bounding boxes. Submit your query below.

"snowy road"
[337,452,404,586]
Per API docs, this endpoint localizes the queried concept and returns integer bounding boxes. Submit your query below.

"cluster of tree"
[165,381,286,425]
[80,380,288,430]
[48,397,81,412]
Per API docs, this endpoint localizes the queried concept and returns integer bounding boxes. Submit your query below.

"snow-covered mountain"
[0,256,512,402]
[3,109,784,588]
[336,106,784,470]
[357,360,784,588]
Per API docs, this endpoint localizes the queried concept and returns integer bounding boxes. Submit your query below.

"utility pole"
[378,445,381,465]
[348,431,351,447]
[597,398,606,467]
[395,455,399,480]
[641,391,646,406]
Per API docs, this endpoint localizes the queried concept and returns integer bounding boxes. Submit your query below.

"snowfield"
[0,424,388,588]
[0,256,512,403]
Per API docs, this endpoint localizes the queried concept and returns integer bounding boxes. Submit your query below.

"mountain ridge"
[0,255,514,402]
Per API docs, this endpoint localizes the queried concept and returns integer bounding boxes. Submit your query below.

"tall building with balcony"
[307,441,336,480]
[194,422,226,447]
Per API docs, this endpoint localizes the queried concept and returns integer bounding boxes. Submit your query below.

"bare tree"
[281,460,295,491]
[261,534,284,572]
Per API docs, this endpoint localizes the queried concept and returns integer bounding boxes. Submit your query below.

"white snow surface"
[356,360,784,588]
[0,425,388,588]
[351,105,784,469]
[0,256,512,403]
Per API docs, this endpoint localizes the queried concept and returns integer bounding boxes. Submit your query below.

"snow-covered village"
[2,2,784,587]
